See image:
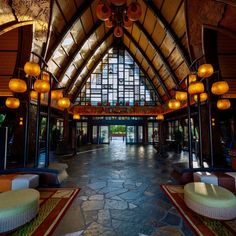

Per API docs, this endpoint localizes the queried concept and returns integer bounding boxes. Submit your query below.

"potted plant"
[228,149,236,169]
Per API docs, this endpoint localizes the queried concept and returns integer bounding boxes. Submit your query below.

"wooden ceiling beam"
[46,0,94,62]
[72,46,112,102]
[124,29,171,98]
[66,29,113,95]
[144,0,191,67]
[57,21,103,84]
[135,21,180,89]
[123,44,164,104]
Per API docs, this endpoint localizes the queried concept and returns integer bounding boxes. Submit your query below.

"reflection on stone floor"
[52,141,194,236]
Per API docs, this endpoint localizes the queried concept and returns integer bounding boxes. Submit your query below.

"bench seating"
[0,189,39,233]
[184,182,236,220]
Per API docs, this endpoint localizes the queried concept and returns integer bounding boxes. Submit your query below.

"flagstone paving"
[53,141,195,236]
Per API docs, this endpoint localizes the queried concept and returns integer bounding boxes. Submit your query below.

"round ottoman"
[0,188,39,233]
[184,182,236,220]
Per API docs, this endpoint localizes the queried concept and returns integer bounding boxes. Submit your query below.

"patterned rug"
[161,184,236,236]
[11,188,80,236]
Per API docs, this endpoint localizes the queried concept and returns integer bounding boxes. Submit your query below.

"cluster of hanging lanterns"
[156,114,164,121]
[6,61,71,110]
[167,63,231,111]
[73,113,81,120]
[96,0,142,37]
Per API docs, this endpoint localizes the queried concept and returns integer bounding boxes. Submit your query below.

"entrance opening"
[110,125,126,142]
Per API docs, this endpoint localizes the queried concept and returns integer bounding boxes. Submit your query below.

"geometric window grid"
[76,48,159,106]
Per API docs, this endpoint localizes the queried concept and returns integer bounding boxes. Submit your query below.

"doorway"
[110,125,126,142]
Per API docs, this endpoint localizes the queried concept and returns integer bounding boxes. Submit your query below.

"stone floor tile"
[104,199,128,210]
[87,182,107,190]
[81,200,104,211]
[89,194,104,201]
[97,209,111,226]
[83,210,98,225]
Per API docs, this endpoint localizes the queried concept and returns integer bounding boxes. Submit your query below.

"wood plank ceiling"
[45,0,191,105]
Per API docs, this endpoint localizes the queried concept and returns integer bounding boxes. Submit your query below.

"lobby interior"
[1,0,236,235]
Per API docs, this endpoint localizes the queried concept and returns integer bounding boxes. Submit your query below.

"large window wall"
[76,48,159,106]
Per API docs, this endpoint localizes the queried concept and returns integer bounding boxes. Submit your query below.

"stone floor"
[52,139,195,236]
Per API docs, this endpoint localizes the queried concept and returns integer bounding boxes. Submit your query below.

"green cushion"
[184,182,236,208]
[0,189,39,219]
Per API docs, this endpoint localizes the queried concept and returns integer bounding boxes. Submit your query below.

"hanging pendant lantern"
[110,0,126,6]
[34,79,50,93]
[30,91,44,100]
[186,74,197,85]
[188,81,204,95]
[73,114,80,120]
[197,64,214,78]
[193,92,208,102]
[123,15,132,28]
[9,78,27,93]
[114,26,123,37]
[127,2,142,21]
[24,61,41,77]
[156,114,164,121]
[175,91,187,101]
[217,99,231,110]
[211,81,229,95]
[96,2,111,21]
[51,90,63,100]
[168,99,181,110]
[5,97,20,109]
[58,97,71,109]
[105,17,113,28]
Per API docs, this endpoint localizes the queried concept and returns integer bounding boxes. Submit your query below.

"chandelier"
[96,0,142,37]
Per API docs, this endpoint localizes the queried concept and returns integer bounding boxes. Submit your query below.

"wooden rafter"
[124,29,171,98]
[57,21,103,84]
[46,0,94,62]
[135,21,180,89]
[144,0,191,67]
[72,46,112,102]
[66,29,113,95]
[123,44,164,104]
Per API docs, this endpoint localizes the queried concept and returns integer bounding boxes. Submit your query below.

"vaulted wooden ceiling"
[45,0,191,104]
[1,0,236,109]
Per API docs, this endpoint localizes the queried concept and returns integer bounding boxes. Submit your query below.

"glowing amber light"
[96,2,111,21]
[156,114,164,121]
[42,72,50,82]
[24,61,41,77]
[211,81,229,95]
[110,0,126,6]
[30,91,44,100]
[123,15,132,28]
[188,81,204,95]
[175,91,187,101]
[186,74,197,85]
[197,64,214,78]
[105,18,113,28]
[9,78,27,93]
[217,99,231,110]
[168,99,181,110]
[51,90,63,100]
[34,80,50,93]
[73,114,80,120]
[58,97,70,109]
[5,97,20,109]
[193,92,208,102]
[127,2,142,21]
[114,26,123,37]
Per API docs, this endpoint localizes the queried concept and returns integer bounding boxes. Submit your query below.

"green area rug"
[11,188,80,236]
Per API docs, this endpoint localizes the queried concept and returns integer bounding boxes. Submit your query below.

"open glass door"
[126,126,136,143]
[99,126,109,144]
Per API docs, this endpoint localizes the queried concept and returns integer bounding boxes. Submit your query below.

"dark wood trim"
[66,29,113,94]
[216,0,236,6]
[135,21,180,88]
[124,29,171,98]
[46,0,94,62]
[71,46,112,102]
[144,0,191,67]
[55,0,68,24]
[57,21,103,84]
[124,44,164,104]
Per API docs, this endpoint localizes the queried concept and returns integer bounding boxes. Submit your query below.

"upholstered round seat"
[0,188,39,233]
[184,182,236,220]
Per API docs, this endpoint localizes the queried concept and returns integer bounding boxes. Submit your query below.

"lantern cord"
[189,54,205,71]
